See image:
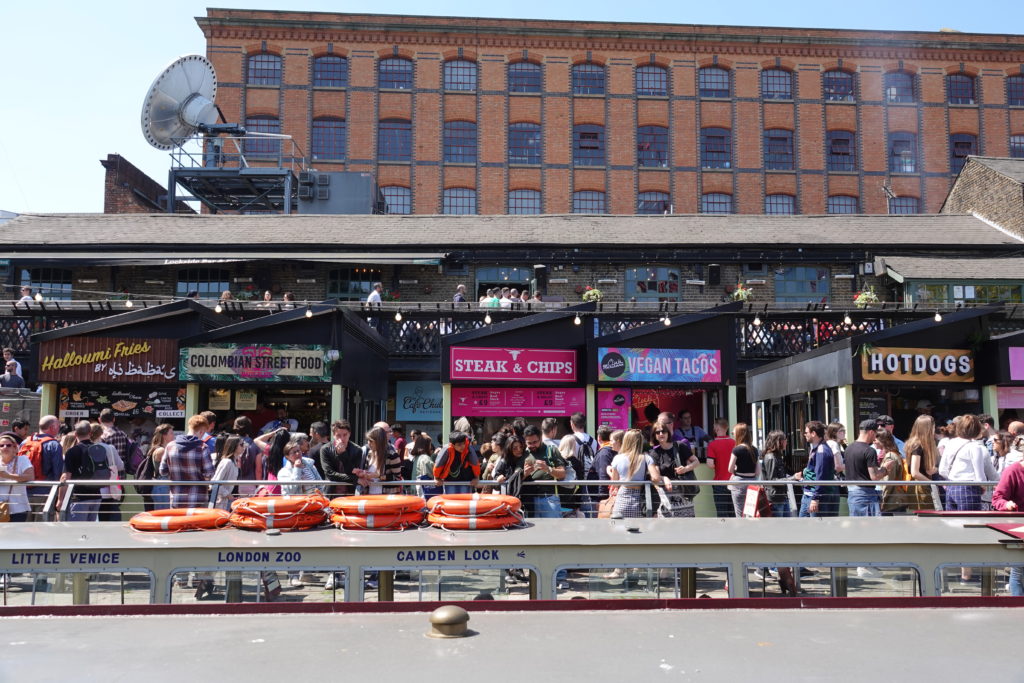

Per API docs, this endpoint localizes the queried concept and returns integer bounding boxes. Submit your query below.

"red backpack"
[18,434,55,479]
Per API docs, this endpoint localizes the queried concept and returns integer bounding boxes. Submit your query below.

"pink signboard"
[449,347,577,382]
[1010,347,1024,381]
[597,387,632,430]
[998,386,1024,409]
[451,387,585,417]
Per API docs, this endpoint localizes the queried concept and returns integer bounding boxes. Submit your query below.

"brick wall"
[101,154,194,215]
[198,10,1024,217]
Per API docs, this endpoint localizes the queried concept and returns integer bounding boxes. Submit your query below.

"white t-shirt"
[610,453,653,481]
[366,290,382,304]
[1,455,33,514]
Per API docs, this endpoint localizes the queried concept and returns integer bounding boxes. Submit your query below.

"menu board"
[597,388,631,430]
[59,386,186,420]
[856,394,889,425]
[451,387,585,417]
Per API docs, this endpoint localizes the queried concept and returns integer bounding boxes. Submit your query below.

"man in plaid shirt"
[99,408,130,473]
[159,414,214,508]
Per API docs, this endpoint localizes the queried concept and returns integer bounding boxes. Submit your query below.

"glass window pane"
[573,124,605,166]
[381,186,411,215]
[572,63,605,95]
[947,74,975,104]
[885,71,915,103]
[443,121,477,163]
[247,54,281,86]
[699,67,730,98]
[827,195,858,214]
[378,119,412,161]
[701,127,732,169]
[508,62,542,93]
[364,568,533,602]
[764,129,794,170]
[572,191,606,214]
[509,123,542,164]
[311,118,346,160]
[244,116,281,157]
[444,60,477,91]
[508,189,541,214]
[950,133,977,174]
[765,194,795,215]
[1009,75,1024,107]
[761,69,792,99]
[827,130,856,172]
[1010,135,1024,159]
[637,125,669,168]
[637,191,669,214]
[329,267,383,299]
[636,66,668,96]
[823,70,855,101]
[889,196,920,214]
[443,188,477,215]
[746,565,919,598]
[379,58,413,89]
[557,566,730,599]
[701,193,733,214]
[313,55,348,87]
[889,132,917,173]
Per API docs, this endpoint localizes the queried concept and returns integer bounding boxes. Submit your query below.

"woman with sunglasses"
[0,433,35,522]
[650,421,699,517]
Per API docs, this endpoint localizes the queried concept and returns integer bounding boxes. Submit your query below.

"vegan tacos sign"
[179,344,335,383]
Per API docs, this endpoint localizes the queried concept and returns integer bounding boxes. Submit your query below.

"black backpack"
[574,435,597,481]
[75,443,112,481]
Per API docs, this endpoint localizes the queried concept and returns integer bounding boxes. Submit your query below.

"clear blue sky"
[1,0,1020,214]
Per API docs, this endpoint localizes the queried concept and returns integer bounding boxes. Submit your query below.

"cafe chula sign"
[861,347,974,383]
[38,337,178,383]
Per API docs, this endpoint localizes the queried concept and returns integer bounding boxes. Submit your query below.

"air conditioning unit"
[298,185,314,200]
[316,186,330,200]
[299,171,315,185]
[317,174,331,186]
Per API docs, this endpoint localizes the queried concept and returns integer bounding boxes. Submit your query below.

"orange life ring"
[330,510,424,530]
[329,494,426,515]
[130,508,230,532]
[229,510,327,531]
[427,512,522,530]
[231,494,329,516]
[427,493,521,517]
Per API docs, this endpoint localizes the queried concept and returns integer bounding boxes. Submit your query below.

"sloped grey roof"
[2,212,1020,251]
[879,255,1024,281]
[967,156,1024,185]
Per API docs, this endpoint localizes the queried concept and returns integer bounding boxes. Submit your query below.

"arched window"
[884,71,915,103]
[381,186,411,214]
[700,127,731,169]
[950,133,977,173]
[443,188,477,215]
[1008,75,1024,107]
[637,191,670,214]
[378,57,413,90]
[698,67,730,98]
[444,60,477,91]
[761,69,792,99]
[701,193,733,214]
[176,268,230,299]
[377,119,412,161]
[244,116,280,157]
[826,131,856,172]
[311,118,346,160]
[20,268,72,301]
[572,63,605,95]
[947,74,975,104]
[823,70,855,102]
[247,53,281,86]
[508,123,542,164]
[443,121,477,163]
[636,65,668,96]
[764,129,794,170]
[572,191,606,214]
[637,125,669,168]
[573,124,605,166]
[313,55,348,87]
[508,189,542,214]
[889,196,920,214]
[1010,134,1024,159]
[889,132,918,173]
[764,194,795,215]
[827,195,859,214]
[508,62,542,93]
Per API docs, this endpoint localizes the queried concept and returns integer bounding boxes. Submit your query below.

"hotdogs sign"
[38,337,177,383]
[860,347,974,383]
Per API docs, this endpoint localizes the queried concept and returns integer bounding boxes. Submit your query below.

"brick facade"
[197,10,1024,216]
[100,154,194,215]
[941,158,1024,239]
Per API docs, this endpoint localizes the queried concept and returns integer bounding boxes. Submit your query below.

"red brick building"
[197,10,1024,216]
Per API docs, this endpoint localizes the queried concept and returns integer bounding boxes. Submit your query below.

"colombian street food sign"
[179,344,335,383]
[860,347,974,383]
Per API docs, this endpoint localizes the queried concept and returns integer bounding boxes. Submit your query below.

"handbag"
[597,485,617,519]
[672,446,700,498]
[881,453,914,512]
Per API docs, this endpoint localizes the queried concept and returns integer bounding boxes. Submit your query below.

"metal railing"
[7,477,1004,522]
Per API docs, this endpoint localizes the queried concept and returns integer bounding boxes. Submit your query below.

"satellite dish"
[141,54,219,150]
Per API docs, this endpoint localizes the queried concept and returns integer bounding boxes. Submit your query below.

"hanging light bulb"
[305,306,313,318]
[484,312,492,324]
[124,299,134,308]
[33,292,43,302]
[753,313,762,326]
[214,303,223,313]
[394,310,403,322]
[843,312,852,326]
[934,311,942,322]
[662,315,671,326]
[574,313,582,325]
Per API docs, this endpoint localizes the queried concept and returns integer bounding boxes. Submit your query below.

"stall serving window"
[625,266,680,302]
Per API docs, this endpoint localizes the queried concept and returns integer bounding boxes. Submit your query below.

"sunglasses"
[0,443,17,448]
[654,430,669,435]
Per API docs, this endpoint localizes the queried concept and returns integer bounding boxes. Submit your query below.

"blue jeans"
[1009,567,1023,597]
[799,494,838,518]
[712,485,735,518]
[441,483,473,495]
[771,499,792,517]
[848,488,881,517]
[68,499,101,522]
[533,494,561,518]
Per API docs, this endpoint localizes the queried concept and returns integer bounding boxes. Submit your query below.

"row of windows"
[375,186,921,216]
[246,53,1024,106]
[284,115,1021,172]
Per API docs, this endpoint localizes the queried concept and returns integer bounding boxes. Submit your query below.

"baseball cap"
[858,418,879,432]
[877,415,895,425]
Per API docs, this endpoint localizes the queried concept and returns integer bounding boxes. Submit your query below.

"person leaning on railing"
[0,432,34,522]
